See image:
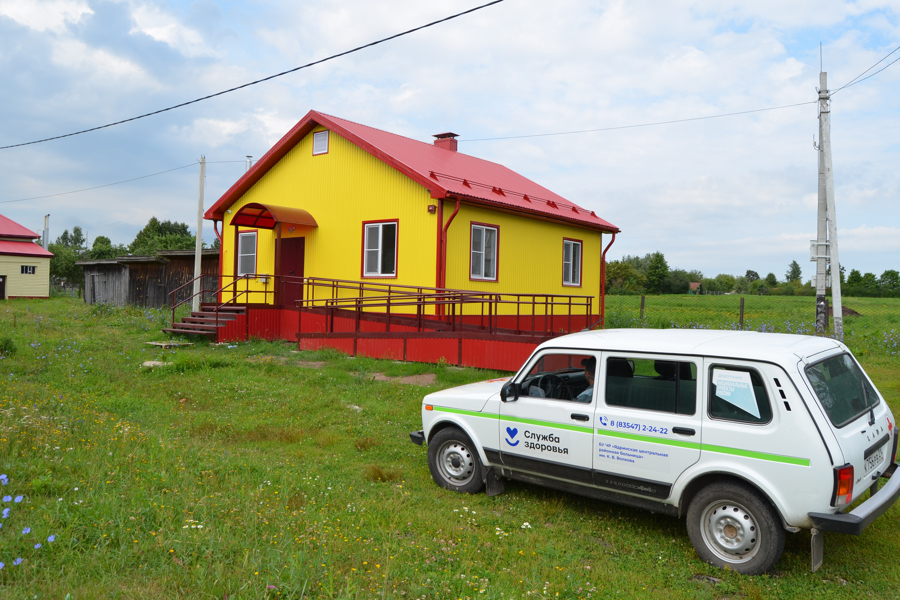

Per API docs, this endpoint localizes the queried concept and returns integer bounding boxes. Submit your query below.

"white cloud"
[129,3,216,58]
[0,0,92,34]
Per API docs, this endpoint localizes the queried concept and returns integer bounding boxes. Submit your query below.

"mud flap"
[811,528,824,573]
[484,467,505,497]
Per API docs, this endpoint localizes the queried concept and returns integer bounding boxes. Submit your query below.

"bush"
[0,337,17,357]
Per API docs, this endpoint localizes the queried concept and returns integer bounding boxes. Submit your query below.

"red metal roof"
[206,110,618,233]
[0,240,53,258]
[0,214,40,240]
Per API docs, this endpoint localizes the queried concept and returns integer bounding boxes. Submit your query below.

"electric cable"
[0,0,505,151]
[463,101,817,142]
[0,163,198,204]
[832,43,900,94]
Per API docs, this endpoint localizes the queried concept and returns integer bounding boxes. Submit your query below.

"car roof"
[538,328,844,364]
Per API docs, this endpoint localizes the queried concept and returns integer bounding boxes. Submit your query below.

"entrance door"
[279,237,305,308]
[0,276,5,299]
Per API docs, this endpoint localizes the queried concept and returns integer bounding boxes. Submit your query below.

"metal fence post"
[739,297,745,330]
[640,295,645,321]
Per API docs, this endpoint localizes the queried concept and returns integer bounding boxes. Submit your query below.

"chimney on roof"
[433,132,459,152]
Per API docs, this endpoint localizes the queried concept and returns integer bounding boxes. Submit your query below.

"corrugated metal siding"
[0,255,51,298]
[443,200,602,314]
[221,126,438,303]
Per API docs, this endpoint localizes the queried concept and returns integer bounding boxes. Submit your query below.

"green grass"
[0,297,898,599]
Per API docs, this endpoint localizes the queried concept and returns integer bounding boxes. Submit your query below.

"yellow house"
[0,214,53,299]
[196,110,619,368]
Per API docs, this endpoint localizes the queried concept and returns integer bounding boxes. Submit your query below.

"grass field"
[0,297,898,599]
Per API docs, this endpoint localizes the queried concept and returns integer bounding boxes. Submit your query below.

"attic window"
[313,130,329,155]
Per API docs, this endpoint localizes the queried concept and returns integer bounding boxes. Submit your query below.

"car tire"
[686,481,785,575]
[427,427,485,494]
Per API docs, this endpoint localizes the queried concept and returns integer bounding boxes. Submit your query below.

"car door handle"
[672,427,695,436]
[571,413,590,422]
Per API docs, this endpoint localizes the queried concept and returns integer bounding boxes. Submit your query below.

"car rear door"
[592,353,702,500]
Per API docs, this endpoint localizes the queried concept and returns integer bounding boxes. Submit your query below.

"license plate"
[864,447,885,476]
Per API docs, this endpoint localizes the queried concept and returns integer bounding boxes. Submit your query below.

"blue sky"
[0,0,898,281]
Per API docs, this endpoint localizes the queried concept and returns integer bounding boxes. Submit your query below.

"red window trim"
[235,229,259,277]
[469,221,500,283]
[312,130,330,156]
[562,237,583,288]
[360,219,399,279]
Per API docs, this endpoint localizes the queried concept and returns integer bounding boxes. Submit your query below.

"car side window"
[708,366,772,424]
[519,352,596,403]
[604,357,697,415]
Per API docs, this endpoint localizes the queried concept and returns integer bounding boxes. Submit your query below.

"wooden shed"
[79,249,219,308]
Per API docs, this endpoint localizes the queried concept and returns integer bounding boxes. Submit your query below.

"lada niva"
[409,329,900,574]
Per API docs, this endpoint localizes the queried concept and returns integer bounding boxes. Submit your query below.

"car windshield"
[806,353,879,428]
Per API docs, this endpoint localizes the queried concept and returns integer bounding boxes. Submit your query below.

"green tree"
[129,217,196,256]
[861,272,878,288]
[785,261,802,283]
[606,260,645,292]
[765,273,778,287]
[734,276,750,294]
[90,236,125,260]
[645,252,669,294]
[879,269,900,291]
[49,227,89,284]
[664,269,692,294]
[745,270,760,282]
[846,269,863,286]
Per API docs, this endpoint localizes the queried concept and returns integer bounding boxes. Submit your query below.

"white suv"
[410,329,900,575]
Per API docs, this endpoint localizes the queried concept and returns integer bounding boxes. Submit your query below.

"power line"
[0,0,505,151]
[832,43,900,94]
[0,163,198,204]
[463,101,817,142]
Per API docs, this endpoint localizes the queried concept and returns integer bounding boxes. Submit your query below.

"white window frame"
[237,231,257,277]
[470,224,498,281]
[363,222,397,277]
[313,130,329,155]
[563,239,582,286]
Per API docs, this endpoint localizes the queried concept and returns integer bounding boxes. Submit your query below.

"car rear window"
[806,353,879,428]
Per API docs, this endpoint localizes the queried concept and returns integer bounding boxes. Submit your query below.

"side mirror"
[500,382,519,402]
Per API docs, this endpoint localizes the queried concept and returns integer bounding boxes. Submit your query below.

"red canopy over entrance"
[230,203,317,229]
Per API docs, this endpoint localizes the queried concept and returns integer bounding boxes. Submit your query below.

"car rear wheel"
[427,427,485,494]
[686,481,785,575]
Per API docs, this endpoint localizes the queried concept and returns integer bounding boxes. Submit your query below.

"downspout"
[440,196,461,289]
[435,201,444,289]
[599,232,616,329]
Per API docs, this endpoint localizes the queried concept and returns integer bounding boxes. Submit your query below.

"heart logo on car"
[505,426,519,446]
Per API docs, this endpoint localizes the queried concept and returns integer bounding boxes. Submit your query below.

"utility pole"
[192,156,206,313]
[813,72,844,340]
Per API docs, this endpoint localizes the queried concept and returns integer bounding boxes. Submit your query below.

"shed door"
[279,237,305,308]
[0,276,5,299]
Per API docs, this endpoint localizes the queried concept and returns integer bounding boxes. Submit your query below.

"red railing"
[298,277,594,338]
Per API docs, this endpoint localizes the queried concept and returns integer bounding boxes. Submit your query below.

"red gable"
[205,110,618,233]
[0,214,40,240]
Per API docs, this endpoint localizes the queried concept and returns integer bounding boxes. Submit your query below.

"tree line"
[48,217,213,286]
[606,253,900,298]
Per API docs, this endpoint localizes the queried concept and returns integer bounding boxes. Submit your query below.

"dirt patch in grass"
[354,436,379,452]
[371,372,437,386]
[247,355,289,364]
[297,360,327,369]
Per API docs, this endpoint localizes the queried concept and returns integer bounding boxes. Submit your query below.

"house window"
[363,221,397,277]
[237,231,257,276]
[20,266,36,275]
[563,239,582,286]
[470,223,498,281]
[313,130,329,155]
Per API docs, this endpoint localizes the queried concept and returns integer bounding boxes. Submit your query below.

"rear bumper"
[409,430,425,446]
[809,463,900,535]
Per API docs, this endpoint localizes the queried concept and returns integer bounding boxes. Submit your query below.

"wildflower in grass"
[13,558,22,566]
[22,527,30,534]
[14,496,22,503]
[48,535,56,543]
[34,543,41,549]
[2,508,9,518]
[0,474,7,485]
[2,495,9,502]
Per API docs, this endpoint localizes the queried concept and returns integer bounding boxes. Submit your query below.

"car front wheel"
[427,427,485,494]
[686,481,785,575]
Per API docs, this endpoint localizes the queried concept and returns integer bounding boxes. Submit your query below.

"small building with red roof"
[0,214,53,299]
[193,110,620,367]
